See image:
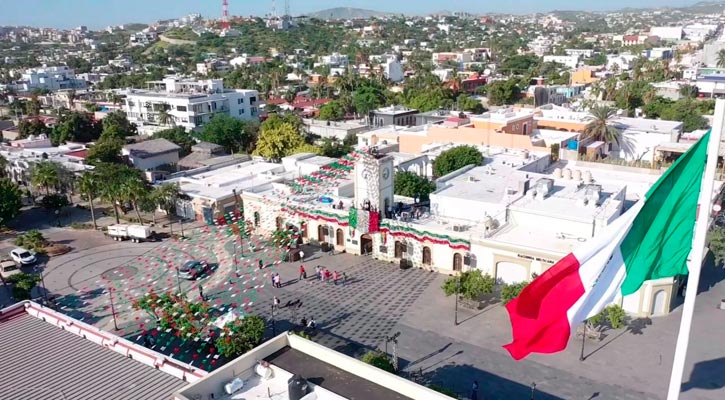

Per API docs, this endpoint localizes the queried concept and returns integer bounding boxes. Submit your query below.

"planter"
[320,242,333,252]
[399,259,412,270]
[459,297,484,310]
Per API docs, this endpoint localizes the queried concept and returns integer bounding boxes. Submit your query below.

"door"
[360,234,373,255]
[336,229,344,246]
[394,241,405,258]
[453,253,463,272]
[651,290,667,316]
[422,246,432,265]
[318,225,327,242]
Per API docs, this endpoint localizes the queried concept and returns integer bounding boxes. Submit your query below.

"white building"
[129,31,157,47]
[122,77,259,135]
[607,54,639,71]
[319,53,349,68]
[565,49,595,58]
[610,117,683,163]
[15,66,86,92]
[684,24,718,41]
[650,26,683,41]
[383,58,404,82]
[122,138,181,172]
[543,55,580,70]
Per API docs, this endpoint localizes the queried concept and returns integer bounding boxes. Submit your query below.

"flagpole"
[666,99,725,400]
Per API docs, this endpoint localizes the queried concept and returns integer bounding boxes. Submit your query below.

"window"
[212,102,217,110]
[250,96,257,103]
[251,107,257,116]
[238,109,243,115]
[237,98,244,104]
[422,247,432,265]
[176,105,187,112]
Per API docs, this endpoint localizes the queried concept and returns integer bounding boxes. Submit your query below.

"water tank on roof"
[573,169,582,181]
[553,168,563,178]
[563,169,572,180]
[583,170,593,183]
[521,150,530,160]
[288,375,310,400]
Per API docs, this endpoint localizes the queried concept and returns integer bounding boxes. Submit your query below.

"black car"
[178,260,208,280]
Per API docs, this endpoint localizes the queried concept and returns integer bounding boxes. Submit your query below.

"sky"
[0,0,699,29]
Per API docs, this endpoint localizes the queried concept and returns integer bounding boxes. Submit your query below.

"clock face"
[362,169,372,180]
[382,167,390,180]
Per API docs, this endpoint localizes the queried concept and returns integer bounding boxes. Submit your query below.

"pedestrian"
[316,266,322,281]
[333,271,339,285]
[198,284,205,301]
[258,259,264,270]
[273,296,281,310]
[299,265,306,281]
[471,380,479,400]
[274,274,282,288]
[301,316,308,327]
[326,269,332,283]
[342,272,347,286]
[299,249,305,261]
[307,316,316,329]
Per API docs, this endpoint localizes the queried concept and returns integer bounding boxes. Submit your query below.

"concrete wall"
[399,125,544,154]
[126,151,179,171]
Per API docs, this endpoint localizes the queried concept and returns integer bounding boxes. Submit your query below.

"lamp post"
[175,266,182,294]
[108,287,119,331]
[37,265,49,305]
[580,323,586,361]
[454,275,460,326]
[271,304,276,336]
[55,209,60,227]
[530,382,536,400]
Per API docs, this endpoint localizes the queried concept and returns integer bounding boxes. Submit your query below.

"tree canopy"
[394,171,436,200]
[17,118,51,139]
[253,122,307,161]
[318,100,345,121]
[432,146,484,177]
[86,137,124,164]
[100,110,137,141]
[152,127,196,156]
[51,111,102,145]
[196,114,258,153]
[0,178,22,226]
[487,79,521,106]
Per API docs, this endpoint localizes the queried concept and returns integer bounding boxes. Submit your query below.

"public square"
[5,222,725,400]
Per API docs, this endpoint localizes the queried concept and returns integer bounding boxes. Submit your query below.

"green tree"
[487,79,520,106]
[30,161,60,195]
[319,137,353,158]
[432,146,484,177]
[253,123,305,161]
[0,178,22,226]
[707,226,725,265]
[95,163,142,224]
[51,111,102,144]
[155,183,181,235]
[78,172,100,230]
[214,315,266,358]
[660,100,709,132]
[0,155,7,178]
[196,114,257,153]
[717,49,725,68]
[86,137,123,164]
[442,270,495,300]
[678,84,699,99]
[501,281,530,304]
[393,171,436,200]
[121,176,150,225]
[318,100,345,121]
[17,119,51,139]
[7,273,40,300]
[456,94,484,113]
[133,291,211,339]
[583,106,621,147]
[353,85,386,116]
[361,350,396,373]
[101,110,137,140]
[152,127,195,156]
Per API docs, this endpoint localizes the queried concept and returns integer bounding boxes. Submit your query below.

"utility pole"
[108,287,119,331]
[454,275,460,326]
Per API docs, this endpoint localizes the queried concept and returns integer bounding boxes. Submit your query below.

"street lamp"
[271,304,276,336]
[530,382,536,400]
[37,265,49,305]
[108,287,119,331]
[175,266,182,294]
[454,275,460,326]
[55,209,60,227]
[579,323,587,361]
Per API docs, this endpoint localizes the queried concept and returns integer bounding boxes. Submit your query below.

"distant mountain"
[678,1,725,13]
[303,7,391,20]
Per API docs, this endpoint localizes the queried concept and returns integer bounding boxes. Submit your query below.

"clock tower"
[354,152,394,214]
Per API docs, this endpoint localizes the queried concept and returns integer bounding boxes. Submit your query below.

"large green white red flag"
[504,132,709,360]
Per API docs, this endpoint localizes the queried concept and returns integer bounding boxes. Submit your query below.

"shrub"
[442,270,495,300]
[361,350,396,373]
[428,384,457,397]
[500,281,530,304]
[40,193,69,210]
[587,304,627,329]
[293,330,311,340]
[7,273,41,300]
[214,315,266,358]
[70,222,94,230]
[15,229,48,253]
[432,146,484,177]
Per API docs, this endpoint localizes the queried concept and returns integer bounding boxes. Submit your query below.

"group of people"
[270,272,282,288]
[298,265,347,285]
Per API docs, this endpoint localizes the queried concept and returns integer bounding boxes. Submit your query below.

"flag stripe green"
[620,132,709,296]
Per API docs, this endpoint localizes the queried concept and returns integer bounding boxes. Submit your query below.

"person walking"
[274,274,282,288]
[270,272,276,288]
[273,296,281,311]
[198,284,206,301]
[342,272,348,286]
[307,316,316,329]
[333,271,339,285]
[299,265,306,281]
[300,316,308,327]
[299,249,305,261]
[316,266,322,281]
[258,259,264,270]
[471,380,479,400]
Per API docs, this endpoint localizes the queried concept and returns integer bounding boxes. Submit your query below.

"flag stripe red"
[503,253,585,360]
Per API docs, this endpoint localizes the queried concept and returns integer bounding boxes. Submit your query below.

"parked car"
[9,248,36,265]
[0,260,20,279]
[177,260,208,280]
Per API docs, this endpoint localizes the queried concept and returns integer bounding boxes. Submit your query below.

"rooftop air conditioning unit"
[453,225,463,232]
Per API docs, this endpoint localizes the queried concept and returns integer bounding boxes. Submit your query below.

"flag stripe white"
[567,200,645,324]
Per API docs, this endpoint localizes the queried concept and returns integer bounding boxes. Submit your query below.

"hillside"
[303,7,390,20]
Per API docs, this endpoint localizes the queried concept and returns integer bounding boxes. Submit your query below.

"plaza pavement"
[31,227,725,400]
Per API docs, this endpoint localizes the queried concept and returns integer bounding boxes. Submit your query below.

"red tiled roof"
[64,149,88,159]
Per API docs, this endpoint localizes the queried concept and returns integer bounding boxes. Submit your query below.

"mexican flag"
[504,132,710,361]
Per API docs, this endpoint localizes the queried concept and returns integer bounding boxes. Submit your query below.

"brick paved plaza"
[29,227,725,400]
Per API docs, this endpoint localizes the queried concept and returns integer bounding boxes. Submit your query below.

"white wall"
[126,151,179,171]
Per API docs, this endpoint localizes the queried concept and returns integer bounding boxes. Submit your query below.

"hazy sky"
[0,0,698,29]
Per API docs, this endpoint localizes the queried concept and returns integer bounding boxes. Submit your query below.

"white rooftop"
[612,116,683,133]
[474,107,533,123]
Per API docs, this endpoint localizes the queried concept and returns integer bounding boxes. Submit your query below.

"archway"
[651,290,667,316]
[394,241,405,258]
[453,253,463,272]
[336,228,344,246]
[360,234,373,255]
[317,225,327,242]
[422,246,432,265]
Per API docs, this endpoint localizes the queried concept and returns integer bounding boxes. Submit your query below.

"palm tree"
[78,172,99,230]
[157,106,174,126]
[717,49,725,68]
[155,183,180,235]
[583,106,621,150]
[120,176,150,226]
[67,89,76,109]
[0,154,8,178]
[30,161,60,195]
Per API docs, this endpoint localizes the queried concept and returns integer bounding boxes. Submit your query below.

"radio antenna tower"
[271,0,277,18]
[221,0,231,30]
[284,0,290,17]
